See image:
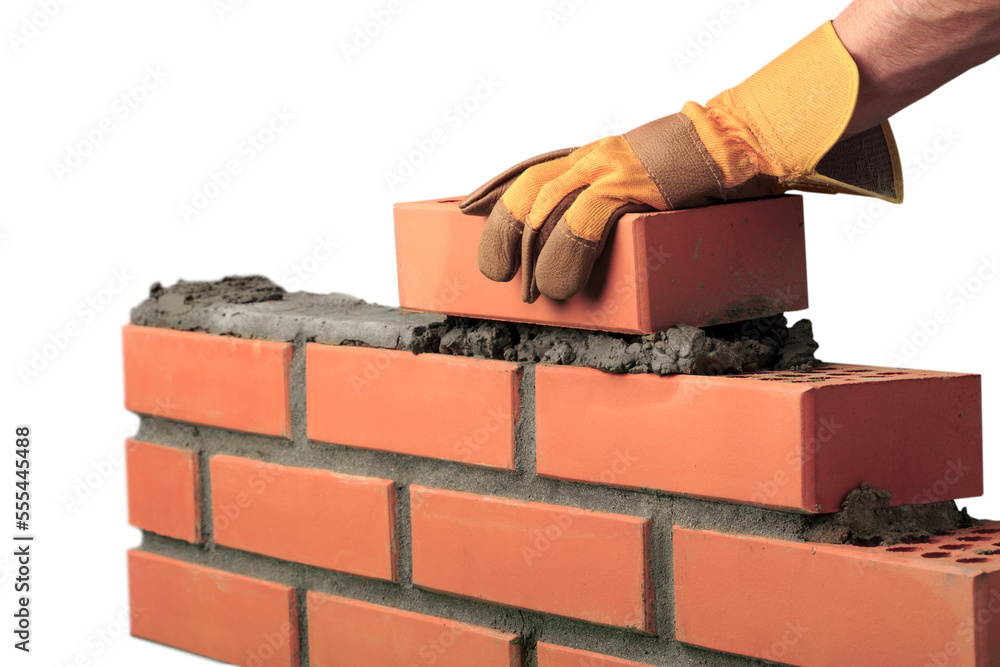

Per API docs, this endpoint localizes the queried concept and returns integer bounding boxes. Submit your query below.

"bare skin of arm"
[835,0,1000,136]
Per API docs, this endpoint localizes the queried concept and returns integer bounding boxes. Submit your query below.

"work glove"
[460,21,903,303]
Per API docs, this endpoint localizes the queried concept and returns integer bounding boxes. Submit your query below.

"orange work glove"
[460,21,903,303]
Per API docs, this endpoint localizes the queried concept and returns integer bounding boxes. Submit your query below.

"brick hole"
[971,528,1000,534]
[841,369,870,373]
[938,544,966,550]
[885,546,919,552]
[921,552,950,559]
[956,536,988,542]
[437,198,462,203]
[875,372,907,376]
[902,538,933,544]
[955,558,989,564]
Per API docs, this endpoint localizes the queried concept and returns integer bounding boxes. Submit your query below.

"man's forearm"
[834,0,1000,136]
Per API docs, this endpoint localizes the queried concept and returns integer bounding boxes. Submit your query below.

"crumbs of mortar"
[803,483,978,547]
[132,275,820,375]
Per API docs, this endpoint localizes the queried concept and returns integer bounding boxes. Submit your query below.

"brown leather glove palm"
[460,22,903,303]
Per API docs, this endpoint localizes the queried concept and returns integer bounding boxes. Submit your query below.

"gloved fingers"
[534,189,652,300]
[525,163,599,236]
[477,200,524,282]
[476,142,600,283]
[519,187,585,303]
[459,148,576,216]
[497,140,603,223]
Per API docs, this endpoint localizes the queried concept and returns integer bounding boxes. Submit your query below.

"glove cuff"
[683,20,903,203]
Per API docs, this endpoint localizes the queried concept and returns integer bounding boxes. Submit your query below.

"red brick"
[307,592,522,666]
[123,325,292,437]
[128,550,298,667]
[673,523,1000,666]
[536,642,654,666]
[536,363,982,513]
[126,439,200,543]
[409,485,653,632]
[307,345,520,469]
[211,456,397,580]
[394,196,807,333]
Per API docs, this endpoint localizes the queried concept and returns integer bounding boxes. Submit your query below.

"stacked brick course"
[124,200,995,666]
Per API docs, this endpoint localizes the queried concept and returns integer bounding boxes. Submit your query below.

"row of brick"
[127,443,652,631]
[129,548,657,666]
[129,520,1000,666]
[124,324,983,513]
[127,441,1000,665]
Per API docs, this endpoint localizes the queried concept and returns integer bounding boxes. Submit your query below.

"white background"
[2,0,997,664]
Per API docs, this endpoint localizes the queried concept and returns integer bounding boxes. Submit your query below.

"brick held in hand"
[394,196,808,334]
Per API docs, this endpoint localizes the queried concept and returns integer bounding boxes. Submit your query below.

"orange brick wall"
[123,317,993,667]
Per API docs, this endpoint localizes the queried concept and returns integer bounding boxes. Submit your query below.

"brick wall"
[123,200,996,666]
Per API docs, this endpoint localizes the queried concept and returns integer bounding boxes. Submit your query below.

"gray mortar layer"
[132,276,819,376]
[131,276,977,667]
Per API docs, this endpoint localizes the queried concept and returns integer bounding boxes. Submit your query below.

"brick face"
[394,196,807,333]
[535,363,982,513]
[211,456,397,580]
[409,485,654,633]
[673,523,1000,666]
[126,439,200,543]
[128,550,298,667]
[123,325,292,437]
[536,642,655,666]
[307,345,521,469]
[307,592,522,666]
